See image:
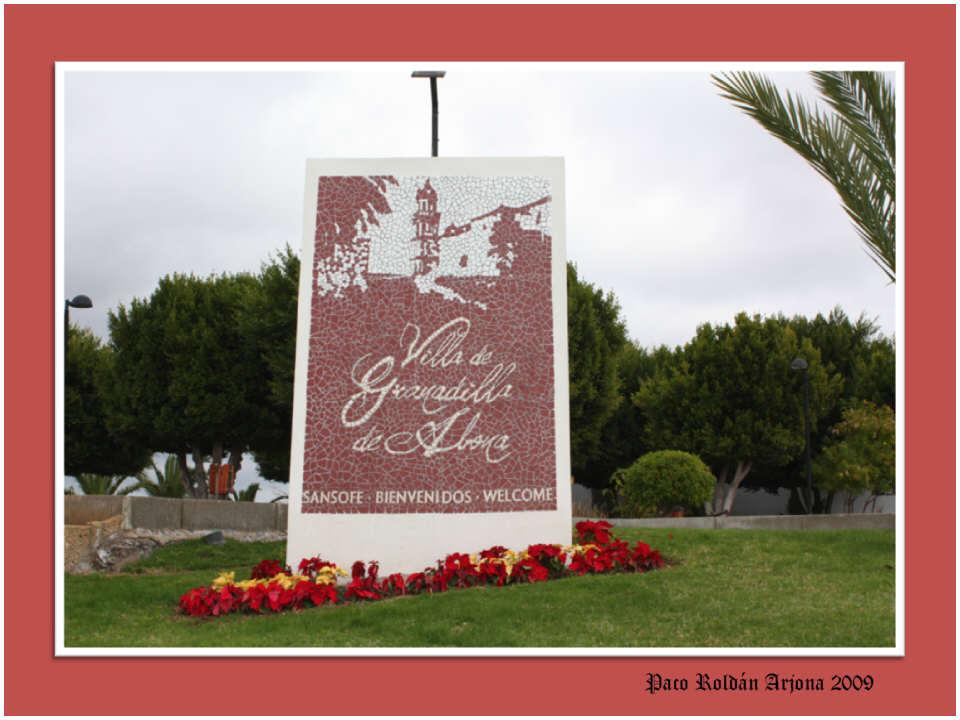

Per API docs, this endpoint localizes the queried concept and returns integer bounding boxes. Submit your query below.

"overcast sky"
[65,67,894,352]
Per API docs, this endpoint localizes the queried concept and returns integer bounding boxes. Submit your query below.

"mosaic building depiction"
[313,175,551,310]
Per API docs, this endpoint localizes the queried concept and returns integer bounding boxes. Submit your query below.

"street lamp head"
[67,294,93,309]
[790,357,808,372]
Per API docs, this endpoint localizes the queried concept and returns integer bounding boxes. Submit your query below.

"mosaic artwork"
[296,165,564,516]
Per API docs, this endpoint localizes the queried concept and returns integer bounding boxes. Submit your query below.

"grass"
[64,528,895,648]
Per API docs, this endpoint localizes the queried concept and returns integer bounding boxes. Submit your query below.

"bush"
[612,450,715,517]
[813,401,894,512]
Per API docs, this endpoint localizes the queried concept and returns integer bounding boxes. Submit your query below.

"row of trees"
[66,250,894,510]
[65,249,300,497]
[573,303,894,514]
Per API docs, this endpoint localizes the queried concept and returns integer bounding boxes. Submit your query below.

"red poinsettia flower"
[298,556,338,580]
[379,573,406,596]
[429,569,449,593]
[178,587,215,617]
[633,541,651,560]
[439,553,480,588]
[243,585,266,613]
[478,560,508,587]
[251,558,290,580]
[405,572,426,593]
[351,560,366,581]
[479,545,509,559]
[345,578,381,601]
[575,520,613,545]
[265,584,285,612]
[512,557,549,583]
[308,583,339,606]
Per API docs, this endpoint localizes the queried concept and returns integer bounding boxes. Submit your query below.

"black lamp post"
[791,357,813,514]
[65,294,93,351]
[411,70,446,157]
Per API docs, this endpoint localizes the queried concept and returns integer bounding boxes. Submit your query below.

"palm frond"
[233,483,260,502]
[812,71,895,198]
[75,473,130,495]
[711,71,896,282]
[130,455,187,498]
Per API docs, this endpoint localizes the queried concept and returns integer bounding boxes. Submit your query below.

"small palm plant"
[232,483,260,502]
[72,473,136,495]
[712,71,895,282]
[128,455,187,498]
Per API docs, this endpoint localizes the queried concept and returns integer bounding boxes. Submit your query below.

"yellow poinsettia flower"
[211,571,235,589]
[274,573,310,589]
[314,565,347,585]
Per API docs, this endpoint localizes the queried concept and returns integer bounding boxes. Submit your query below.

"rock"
[202,530,225,545]
[93,534,161,571]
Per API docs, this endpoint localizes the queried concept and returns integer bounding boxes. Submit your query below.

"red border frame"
[5,4,955,716]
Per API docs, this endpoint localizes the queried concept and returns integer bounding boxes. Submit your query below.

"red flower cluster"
[178,577,338,617]
[250,558,290,580]
[575,519,613,545]
[298,556,340,580]
[177,521,663,619]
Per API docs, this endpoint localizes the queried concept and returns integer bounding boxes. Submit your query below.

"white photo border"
[54,60,905,658]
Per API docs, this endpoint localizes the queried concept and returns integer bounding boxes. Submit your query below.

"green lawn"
[64,528,895,648]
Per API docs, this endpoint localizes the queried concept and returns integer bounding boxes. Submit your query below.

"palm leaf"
[75,473,130,495]
[130,455,186,498]
[813,71,895,184]
[712,71,895,282]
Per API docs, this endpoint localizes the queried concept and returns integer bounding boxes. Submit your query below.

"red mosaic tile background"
[300,174,559,513]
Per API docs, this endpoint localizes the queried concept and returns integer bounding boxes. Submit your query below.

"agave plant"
[712,71,895,282]
[129,455,187,498]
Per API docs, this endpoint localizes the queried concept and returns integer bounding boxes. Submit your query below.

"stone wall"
[65,495,288,532]
[63,496,893,534]
[64,514,125,571]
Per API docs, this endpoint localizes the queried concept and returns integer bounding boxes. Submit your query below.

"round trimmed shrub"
[612,450,715,517]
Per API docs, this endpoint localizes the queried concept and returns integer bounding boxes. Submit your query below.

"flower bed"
[177,521,663,618]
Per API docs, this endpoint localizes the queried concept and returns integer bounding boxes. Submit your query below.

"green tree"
[788,308,894,411]
[566,263,628,479]
[752,308,895,508]
[240,247,300,483]
[576,342,674,491]
[814,401,895,512]
[634,312,842,514]
[65,324,150,477]
[712,71,896,281]
[103,272,272,497]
